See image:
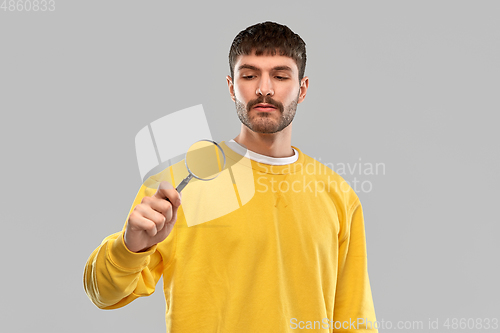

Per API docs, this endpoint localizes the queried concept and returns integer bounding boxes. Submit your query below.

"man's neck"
[233,124,294,158]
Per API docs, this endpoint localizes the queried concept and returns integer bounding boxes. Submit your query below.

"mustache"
[247,96,283,112]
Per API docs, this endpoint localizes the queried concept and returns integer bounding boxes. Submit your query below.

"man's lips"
[253,103,277,112]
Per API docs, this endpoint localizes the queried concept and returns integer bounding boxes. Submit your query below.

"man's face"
[227,51,308,134]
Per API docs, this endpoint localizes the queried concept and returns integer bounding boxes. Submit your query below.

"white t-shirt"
[225,139,299,165]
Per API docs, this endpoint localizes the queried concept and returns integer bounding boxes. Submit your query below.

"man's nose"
[256,75,274,96]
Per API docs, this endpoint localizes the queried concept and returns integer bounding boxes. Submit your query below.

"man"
[84,21,378,332]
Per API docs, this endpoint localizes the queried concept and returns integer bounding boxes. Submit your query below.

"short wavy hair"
[229,21,307,81]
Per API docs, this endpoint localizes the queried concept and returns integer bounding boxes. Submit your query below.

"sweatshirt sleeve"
[333,200,378,332]
[83,182,168,310]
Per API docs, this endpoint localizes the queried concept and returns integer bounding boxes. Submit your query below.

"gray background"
[1,0,499,332]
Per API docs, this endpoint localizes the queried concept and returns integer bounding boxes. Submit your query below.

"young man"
[84,21,378,332]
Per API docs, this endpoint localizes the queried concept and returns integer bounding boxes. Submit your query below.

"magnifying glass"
[175,139,226,193]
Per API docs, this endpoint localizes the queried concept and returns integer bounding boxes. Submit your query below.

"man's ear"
[298,76,309,104]
[226,75,236,102]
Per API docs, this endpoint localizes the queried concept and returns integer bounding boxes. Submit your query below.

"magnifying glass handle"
[164,173,192,205]
[175,173,194,193]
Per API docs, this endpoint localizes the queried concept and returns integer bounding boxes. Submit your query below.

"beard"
[235,94,299,134]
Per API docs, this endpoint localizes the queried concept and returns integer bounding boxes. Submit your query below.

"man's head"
[227,21,309,135]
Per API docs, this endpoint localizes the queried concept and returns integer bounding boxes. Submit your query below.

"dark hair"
[229,21,307,81]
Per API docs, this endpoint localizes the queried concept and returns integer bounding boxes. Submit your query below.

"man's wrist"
[107,233,156,270]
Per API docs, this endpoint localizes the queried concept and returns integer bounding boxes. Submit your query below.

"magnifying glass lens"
[185,140,224,180]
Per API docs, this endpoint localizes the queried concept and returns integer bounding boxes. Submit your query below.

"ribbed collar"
[220,140,306,175]
[225,139,299,165]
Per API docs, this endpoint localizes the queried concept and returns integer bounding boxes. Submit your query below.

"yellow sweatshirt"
[84,142,378,332]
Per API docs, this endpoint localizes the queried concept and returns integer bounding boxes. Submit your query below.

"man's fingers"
[129,215,158,237]
[148,197,172,217]
[125,182,181,252]
[154,181,181,207]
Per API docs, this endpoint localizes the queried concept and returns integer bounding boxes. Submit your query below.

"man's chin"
[246,121,285,134]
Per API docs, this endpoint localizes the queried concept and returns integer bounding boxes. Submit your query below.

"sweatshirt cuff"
[108,232,157,270]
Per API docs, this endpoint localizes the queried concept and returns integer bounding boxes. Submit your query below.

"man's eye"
[243,76,255,80]
[275,76,288,80]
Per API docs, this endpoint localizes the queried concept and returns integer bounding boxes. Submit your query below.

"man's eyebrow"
[272,66,293,72]
[237,64,294,72]
[237,64,260,71]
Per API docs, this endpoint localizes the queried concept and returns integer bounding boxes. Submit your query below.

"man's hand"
[124,181,182,253]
